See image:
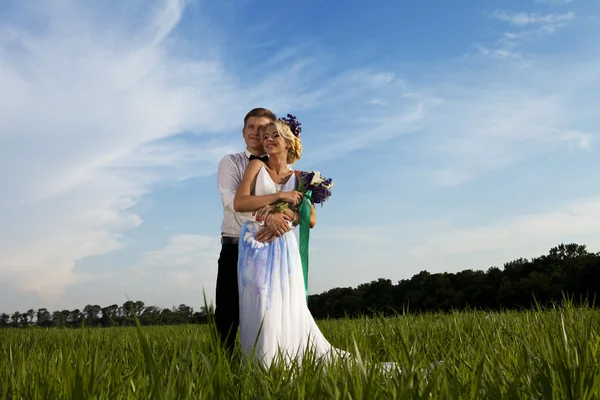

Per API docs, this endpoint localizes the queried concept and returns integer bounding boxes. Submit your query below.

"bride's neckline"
[261,164,294,186]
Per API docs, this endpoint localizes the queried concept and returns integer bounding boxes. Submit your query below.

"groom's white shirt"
[217,150,257,238]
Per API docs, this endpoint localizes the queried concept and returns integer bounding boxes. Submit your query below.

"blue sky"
[1,0,599,313]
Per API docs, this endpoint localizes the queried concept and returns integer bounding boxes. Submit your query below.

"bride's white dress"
[237,165,349,367]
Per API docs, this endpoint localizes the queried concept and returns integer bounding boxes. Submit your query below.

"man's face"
[243,116,272,150]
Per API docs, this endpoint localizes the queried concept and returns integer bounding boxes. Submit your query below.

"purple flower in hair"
[280,113,302,137]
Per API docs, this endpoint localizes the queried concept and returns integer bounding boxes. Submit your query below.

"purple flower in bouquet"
[297,171,333,205]
[275,170,333,212]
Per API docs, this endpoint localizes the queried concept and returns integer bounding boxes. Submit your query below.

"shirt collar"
[243,150,293,170]
[244,149,267,159]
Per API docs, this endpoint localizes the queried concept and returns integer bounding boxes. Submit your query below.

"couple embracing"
[214,108,408,375]
[214,107,405,373]
[215,107,345,368]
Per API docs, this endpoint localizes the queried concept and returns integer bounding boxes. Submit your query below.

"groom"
[215,107,297,355]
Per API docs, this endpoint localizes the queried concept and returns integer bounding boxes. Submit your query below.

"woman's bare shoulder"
[247,159,265,170]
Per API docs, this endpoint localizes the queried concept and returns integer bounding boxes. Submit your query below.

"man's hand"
[254,225,276,243]
[267,212,293,236]
[282,207,300,226]
[255,213,293,242]
[254,205,275,223]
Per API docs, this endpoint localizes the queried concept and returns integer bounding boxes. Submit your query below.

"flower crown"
[280,113,302,137]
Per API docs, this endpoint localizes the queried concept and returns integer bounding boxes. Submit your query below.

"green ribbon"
[298,190,312,303]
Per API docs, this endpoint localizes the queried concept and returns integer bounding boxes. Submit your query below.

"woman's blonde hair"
[268,120,302,164]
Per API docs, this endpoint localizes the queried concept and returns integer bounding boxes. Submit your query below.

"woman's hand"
[278,190,304,206]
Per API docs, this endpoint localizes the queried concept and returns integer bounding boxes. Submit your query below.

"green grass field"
[2,302,599,399]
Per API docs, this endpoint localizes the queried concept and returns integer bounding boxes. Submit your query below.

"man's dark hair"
[243,108,277,128]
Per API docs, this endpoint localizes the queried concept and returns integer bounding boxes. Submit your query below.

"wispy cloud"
[314,226,390,242]
[417,76,596,186]
[406,197,600,257]
[64,234,222,310]
[302,5,593,182]
[534,0,573,5]
[475,9,576,63]
[302,70,438,162]
[1,0,598,310]
[0,0,322,304]
[417,6,596,187]
[490,10,575,27]
[307,57,597,188]
[137,234,221,295]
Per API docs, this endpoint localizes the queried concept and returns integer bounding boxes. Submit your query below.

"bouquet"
[272,170,333,303]
[275,170,333,213]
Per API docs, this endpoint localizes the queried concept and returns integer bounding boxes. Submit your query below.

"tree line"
[0,301,214,328]
[308,243,599,319]
[1,243,598,328]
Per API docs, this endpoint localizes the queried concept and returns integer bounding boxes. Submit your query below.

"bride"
[232,118,351,368]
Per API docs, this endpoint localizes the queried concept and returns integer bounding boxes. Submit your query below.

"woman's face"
[262,124,288,156]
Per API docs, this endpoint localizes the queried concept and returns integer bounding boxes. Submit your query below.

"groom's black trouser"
[214,242,239,356]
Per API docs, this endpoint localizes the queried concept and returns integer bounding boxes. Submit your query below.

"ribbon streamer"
[298,190,313,303]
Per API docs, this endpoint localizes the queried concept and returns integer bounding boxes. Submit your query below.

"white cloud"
[137,234,221,296]
[491,10,575,27]
[534,0,573,4]
[306,56,597,187]
[418,79,596,186]
[0,1,212,304]
[0,0,319,306]
[477,9,576,63]
[404,197,600,269]
[302,8,595,181]
[302,70,438,162]
[1,0,598,312]
[50,234,223,310]
[0,0,423,308]
[313,226,391,242]
[410,7,596,187]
